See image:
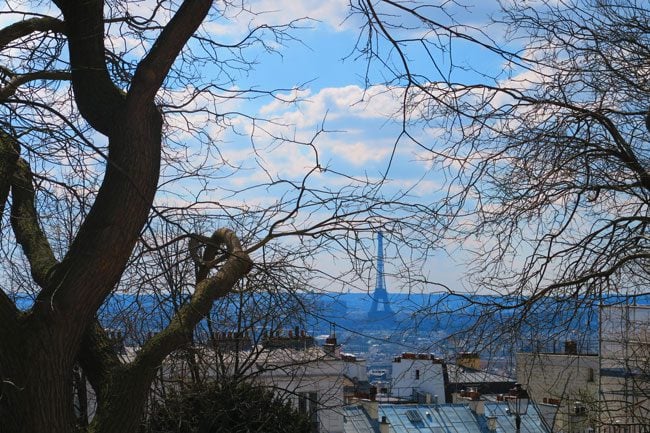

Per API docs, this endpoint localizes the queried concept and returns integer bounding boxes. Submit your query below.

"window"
[415,369,420,380]
[298,392,319,433]
[298,393,307,414]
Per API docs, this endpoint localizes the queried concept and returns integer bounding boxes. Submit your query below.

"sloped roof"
[343,405,380,433]
[343,402,551,433]
[482,402,551,433]
[446,364,514,385]
[379,404,483,433]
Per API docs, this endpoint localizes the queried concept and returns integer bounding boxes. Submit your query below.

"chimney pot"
[379,416,390,433]
[487,416,497,431]
[565,340,578,355]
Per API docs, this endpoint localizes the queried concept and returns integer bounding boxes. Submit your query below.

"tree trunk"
[0,2,221,432]
[1,327,78,433]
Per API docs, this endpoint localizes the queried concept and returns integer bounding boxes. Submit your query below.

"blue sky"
[1,0,517,294]
[148,0,525,294]
[178,1,511,294]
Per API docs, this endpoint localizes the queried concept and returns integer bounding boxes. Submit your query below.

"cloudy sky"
[3,0,517,294]
[148,0,525,295]
[174,1,512,293]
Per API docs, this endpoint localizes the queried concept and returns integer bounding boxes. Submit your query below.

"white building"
[390,353,446,402]
[257,347,358,433]
[154,333,365,433]
[599,305,650,431]
[516,347,599,433]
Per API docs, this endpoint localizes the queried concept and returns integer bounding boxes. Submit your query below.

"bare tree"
[353,0,650,326]
[0,1,448,432]
[350,0,650,426]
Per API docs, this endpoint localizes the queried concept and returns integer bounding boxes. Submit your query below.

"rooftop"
[446,364,514,385]
[343,402,551,433]
[483,402,551,433]
[380,404,483,433]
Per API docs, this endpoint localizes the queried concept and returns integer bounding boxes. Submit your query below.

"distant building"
[389,352,515,405]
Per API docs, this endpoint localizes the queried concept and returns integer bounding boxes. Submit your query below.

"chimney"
[379,416,390,433]
[565,340,578,355]
[323,330,340,357]
[361,400,378,419]
[456,352,480,369]
[487,416,497,432]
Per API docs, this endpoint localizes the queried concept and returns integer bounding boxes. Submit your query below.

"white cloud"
[260,84,404,125]
[246,0,351,29]
[199,0,357,50]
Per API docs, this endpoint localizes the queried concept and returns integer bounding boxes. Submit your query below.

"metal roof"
[446,364,514,385]
[482,403,550,433]
[343,405,380,433]
[344,402,551,433]
[379,404,484,433]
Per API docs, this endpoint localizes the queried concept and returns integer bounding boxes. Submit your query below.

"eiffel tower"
[368,231,394,321]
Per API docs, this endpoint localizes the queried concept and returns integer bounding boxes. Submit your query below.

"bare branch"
[0,71,70,101]
[127,0,213,108]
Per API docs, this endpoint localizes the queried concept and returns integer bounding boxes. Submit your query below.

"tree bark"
[1,327,78,433]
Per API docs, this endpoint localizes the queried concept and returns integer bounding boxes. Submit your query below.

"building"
[599,305,650,431]
[217,332,367,433]
[516,342,599,433]
[256,346,354,433]
[390,353,446,402]
[446,352,516,400]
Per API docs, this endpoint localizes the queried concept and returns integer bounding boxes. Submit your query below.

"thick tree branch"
[0,290,18,328]
[78,321,122,402]
[132,228,251,372]
[0,71,70,100]
[53,0,125,136]
[0,132,20,325]
[10,157,58,289]
[89,229,251,433]
[0,16,64,50]
[0,131,19,217]
[127,0,213,108]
